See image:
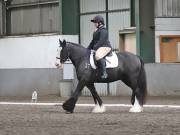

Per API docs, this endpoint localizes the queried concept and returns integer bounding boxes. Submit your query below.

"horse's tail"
[137,57,147,105]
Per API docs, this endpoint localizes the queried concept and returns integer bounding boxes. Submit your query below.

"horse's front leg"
[62,80,85,113]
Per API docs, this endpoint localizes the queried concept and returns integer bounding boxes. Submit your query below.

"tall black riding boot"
[97,59,108,79]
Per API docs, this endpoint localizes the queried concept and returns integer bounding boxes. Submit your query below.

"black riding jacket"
[87,26,112,50]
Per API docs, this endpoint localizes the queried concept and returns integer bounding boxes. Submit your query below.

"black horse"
[55,39,147,113]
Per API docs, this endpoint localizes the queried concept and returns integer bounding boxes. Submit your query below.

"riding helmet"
[91,15,105,25]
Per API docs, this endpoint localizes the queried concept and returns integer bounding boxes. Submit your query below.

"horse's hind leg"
[121,77,143,112]
[131,92,135,105]
[86,84,106,113]
[129,88,144,113]
[129,59,147,113]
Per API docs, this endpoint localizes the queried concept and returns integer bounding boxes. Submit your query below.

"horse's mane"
[67,42,86,49]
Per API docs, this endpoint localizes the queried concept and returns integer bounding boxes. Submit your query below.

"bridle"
[56,44,70,64]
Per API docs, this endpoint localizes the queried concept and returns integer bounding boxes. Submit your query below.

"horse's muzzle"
[55,62,64,69]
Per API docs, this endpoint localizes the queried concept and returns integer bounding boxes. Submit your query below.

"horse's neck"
[68,45,88,67]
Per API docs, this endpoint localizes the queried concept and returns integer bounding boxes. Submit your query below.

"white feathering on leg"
[92,104,106,113]
[129,96,143,113]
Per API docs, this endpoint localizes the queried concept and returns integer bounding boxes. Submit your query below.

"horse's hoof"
[92,104,106,113]
[129,106,143,113]
[62,103,74,112]
[63,104,73,114]
[65,111,73,114]
[62,98,76,113]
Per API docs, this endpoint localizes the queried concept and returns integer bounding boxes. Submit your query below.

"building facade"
[0,0,180,97]
[155,0,180,63]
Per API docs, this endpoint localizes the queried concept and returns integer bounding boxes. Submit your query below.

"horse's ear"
[60,39,66,48]
[63,40,66,45]
[59,39,63,47]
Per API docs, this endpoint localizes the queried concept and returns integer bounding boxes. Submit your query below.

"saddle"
[90,50,118,69]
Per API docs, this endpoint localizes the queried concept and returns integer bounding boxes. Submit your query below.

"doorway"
[160,35,180,63]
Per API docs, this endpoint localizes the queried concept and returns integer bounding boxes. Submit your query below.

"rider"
[88,15,112,79]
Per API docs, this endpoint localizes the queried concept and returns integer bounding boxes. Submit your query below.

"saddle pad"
[90,51,118,69]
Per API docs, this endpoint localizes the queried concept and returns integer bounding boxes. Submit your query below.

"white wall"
[0,35,78,97]
[0,35,78,69]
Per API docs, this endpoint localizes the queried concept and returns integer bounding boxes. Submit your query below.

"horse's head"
[55,39,69,69]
